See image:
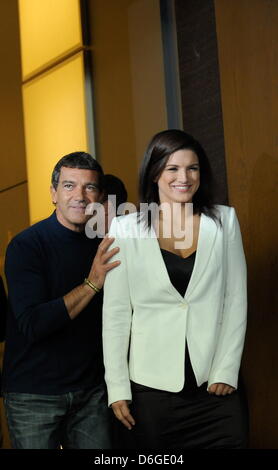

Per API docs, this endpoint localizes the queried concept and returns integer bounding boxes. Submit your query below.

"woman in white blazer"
[103,129,248,448]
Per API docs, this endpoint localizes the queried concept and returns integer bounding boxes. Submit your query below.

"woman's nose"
[177,169,188,182]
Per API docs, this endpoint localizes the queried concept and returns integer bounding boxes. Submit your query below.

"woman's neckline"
[160,248,196,260]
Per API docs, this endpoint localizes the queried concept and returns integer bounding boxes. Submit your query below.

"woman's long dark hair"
[138,129,220,227]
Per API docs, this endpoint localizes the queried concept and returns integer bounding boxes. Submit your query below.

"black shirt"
[161,249,197,391]
[160,249,196,297]
[2,212,103,394]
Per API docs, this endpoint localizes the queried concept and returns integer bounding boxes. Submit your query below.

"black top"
[160,249,196,297]
[2,212,104,394]
[161,249,197,391]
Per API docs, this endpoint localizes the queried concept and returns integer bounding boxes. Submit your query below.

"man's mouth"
[70,206,86,210]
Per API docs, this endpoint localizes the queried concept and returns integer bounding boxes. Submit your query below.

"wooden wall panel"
[0,0,29,449]
[0,0,29,274]
[0,0,27,192]
[214,0,278,448]
[88,0,167,204]
[175,0,228,204]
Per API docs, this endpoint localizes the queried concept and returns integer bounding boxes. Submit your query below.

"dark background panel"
[174,0,228,204]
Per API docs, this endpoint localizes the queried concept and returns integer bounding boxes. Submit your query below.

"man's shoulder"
[8,215,53,250]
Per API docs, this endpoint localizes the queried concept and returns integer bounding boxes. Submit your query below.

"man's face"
[51,166,101,232]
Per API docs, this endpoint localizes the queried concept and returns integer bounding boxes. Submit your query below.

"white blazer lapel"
[185,213,218,298]
[137,213,218,302]
[138,223,184,302]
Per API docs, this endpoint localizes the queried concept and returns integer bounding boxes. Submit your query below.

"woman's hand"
[208,383,235,396]
[111,400,135,430]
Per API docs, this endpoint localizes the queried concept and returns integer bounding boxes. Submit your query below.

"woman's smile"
[157,149,200,204]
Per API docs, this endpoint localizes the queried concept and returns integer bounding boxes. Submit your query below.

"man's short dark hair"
[51,151,104,190]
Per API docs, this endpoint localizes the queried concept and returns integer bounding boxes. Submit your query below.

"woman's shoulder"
[213,204,236,218]
[109,211,140,237]
[114,211,138,227]
[212,205,240,233]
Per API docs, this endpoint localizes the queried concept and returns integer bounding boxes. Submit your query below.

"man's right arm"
[5,236,120,343]
[64,237,120,320]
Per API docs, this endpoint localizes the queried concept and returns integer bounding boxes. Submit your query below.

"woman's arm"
[103,217,134,408]
[208,207,247,390]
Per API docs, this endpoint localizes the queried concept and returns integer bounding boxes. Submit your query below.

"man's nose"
[73,186,86,200]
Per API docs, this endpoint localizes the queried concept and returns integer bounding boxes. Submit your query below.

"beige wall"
[215,0,278,448]
[89,0,167,204]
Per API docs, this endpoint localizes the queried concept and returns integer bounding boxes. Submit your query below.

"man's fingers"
[99,236,115,250]
[104,260,121,272]
[88,243,120,287]
[97,238,120,263]
[102,246,120,262]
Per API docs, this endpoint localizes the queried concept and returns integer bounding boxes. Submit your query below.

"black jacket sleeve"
[5,236,71,344]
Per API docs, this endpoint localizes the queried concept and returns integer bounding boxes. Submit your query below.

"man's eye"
[87,185,98,191]
[64,184,73,189]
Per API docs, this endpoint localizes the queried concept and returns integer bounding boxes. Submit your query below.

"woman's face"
[156,149,200,204]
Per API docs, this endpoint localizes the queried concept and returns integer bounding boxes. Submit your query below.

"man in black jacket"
[2,152,120,449]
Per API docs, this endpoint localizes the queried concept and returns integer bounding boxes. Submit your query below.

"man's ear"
[50,185,57,205]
